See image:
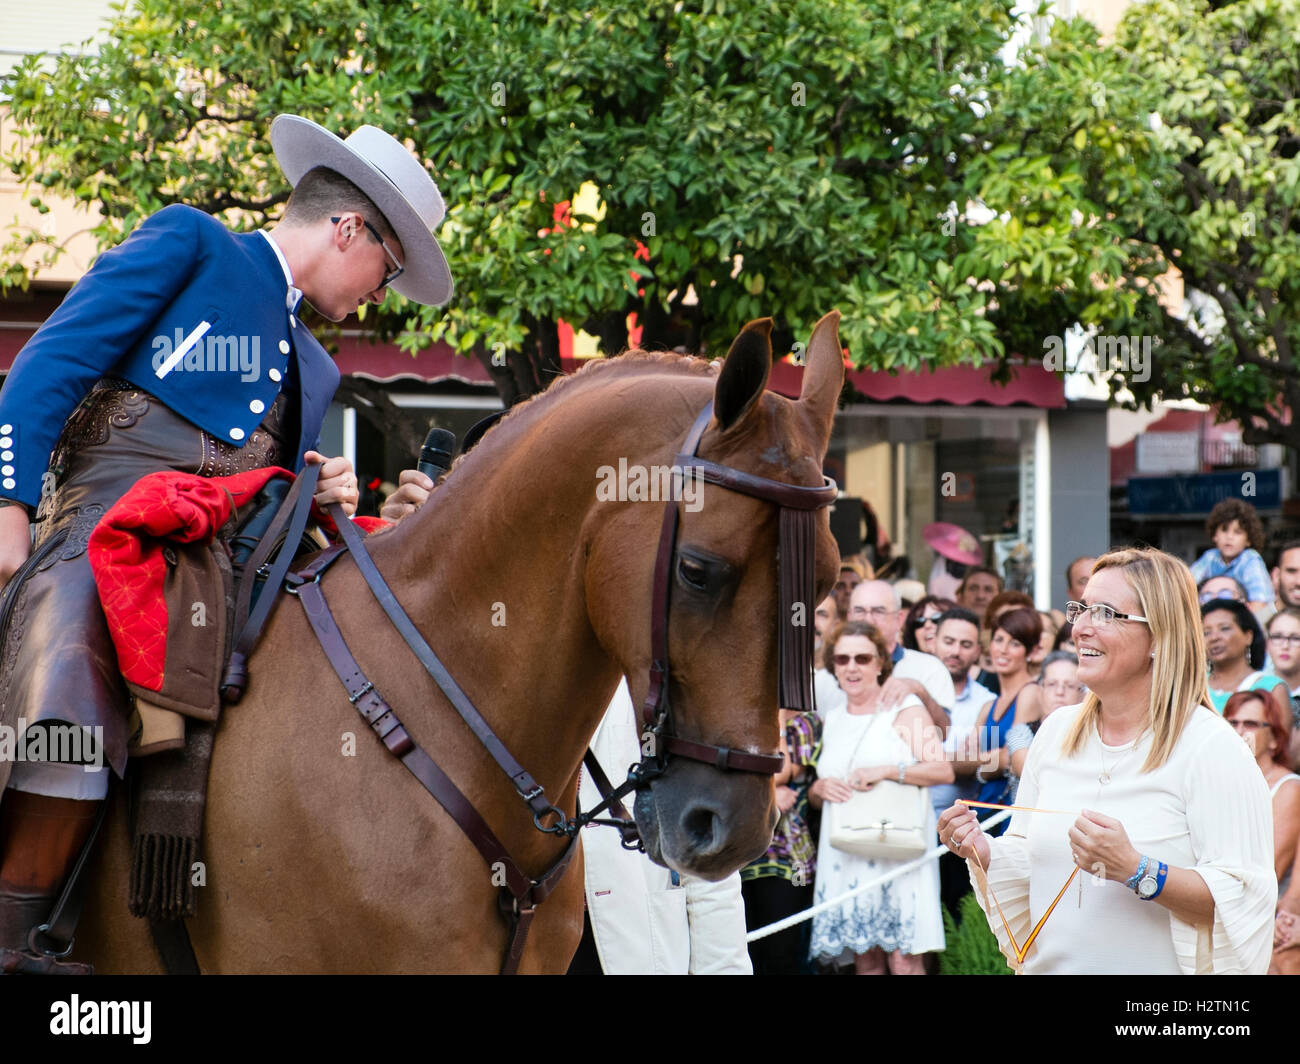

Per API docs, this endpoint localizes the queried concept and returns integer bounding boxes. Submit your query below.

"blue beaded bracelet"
[1125,855,1150,890]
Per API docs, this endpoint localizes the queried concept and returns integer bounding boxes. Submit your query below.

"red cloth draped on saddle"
[88,467,387,722]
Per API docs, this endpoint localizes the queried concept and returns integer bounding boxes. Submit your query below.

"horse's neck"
[365,380,682,795]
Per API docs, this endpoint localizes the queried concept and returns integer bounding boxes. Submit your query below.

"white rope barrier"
[745,807,1012,942]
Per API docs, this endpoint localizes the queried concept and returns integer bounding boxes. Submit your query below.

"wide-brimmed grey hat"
[270,114,453,306]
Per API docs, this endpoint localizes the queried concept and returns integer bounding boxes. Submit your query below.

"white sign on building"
[1136,431,1199,474]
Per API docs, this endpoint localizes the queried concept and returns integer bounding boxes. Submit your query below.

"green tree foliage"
[0,0,1054,407]
[1111,0,1300,450]
[975,0,1300,449]
[4,0,1299,449]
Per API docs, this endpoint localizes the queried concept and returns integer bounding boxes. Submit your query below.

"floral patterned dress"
[808,700,945,963]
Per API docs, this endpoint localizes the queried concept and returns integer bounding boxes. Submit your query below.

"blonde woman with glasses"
[938,547,1275,973]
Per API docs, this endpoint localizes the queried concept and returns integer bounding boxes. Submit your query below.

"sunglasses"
[832,653,877,667]
[1228,719,1271,732]
[913,613,944,626]
[330,215,405,290]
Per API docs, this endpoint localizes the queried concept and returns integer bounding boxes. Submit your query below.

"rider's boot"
[0,790,99,974]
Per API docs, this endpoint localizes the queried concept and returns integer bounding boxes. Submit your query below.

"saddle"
[0,467,333,975]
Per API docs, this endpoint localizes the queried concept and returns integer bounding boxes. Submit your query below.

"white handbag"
[826,712,929,860]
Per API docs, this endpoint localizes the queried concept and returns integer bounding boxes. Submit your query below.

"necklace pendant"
[1098,771,1110,784]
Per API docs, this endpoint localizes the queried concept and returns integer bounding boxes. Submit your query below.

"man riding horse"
[0,115,454,972]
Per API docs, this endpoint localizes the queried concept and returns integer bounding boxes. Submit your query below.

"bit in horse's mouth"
[633,787,670,870]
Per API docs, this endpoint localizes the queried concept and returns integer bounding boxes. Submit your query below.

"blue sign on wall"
[1127,469,1283,516]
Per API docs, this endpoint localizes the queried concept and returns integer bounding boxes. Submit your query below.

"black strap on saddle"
[220,464,321,703]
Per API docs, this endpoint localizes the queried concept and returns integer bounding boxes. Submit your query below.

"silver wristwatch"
[1135,864,1161,899]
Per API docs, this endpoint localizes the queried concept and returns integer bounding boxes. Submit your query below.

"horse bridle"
[580,400,837,834]
[225,398,836,973]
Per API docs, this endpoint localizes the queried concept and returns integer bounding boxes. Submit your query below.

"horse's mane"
[442,350,717,480]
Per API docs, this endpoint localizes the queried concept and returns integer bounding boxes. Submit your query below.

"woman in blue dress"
[965,609,1046,831]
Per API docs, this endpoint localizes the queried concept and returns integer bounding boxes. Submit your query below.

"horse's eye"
[678,557,709,592]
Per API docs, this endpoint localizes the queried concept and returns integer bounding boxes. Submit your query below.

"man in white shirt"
[929,608,995,815]
[571,680,752,975]
[848,580,954,733]
[927,608,996,920]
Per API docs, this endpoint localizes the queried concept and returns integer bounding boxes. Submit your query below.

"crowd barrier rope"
[745,807,1012,943]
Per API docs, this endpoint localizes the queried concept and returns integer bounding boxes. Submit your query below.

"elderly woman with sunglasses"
[808,621,952,973]
[938,548,1275,973]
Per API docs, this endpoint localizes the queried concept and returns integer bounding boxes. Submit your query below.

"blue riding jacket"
[0,204,340,509]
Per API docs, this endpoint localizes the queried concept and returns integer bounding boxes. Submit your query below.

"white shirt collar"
[260,230,303,318]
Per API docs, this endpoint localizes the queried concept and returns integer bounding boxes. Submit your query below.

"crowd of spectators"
[734,494,1300,975]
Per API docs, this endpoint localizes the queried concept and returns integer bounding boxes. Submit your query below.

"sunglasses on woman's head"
[833,653,876,667]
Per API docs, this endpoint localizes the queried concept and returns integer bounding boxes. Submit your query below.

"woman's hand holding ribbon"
[938,802,990,866]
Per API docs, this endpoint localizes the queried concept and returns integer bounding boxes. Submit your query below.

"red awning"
[334,334,493,384]
[769,358,1065,408]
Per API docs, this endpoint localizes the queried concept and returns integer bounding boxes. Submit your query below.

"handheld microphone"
[417,426,458,483]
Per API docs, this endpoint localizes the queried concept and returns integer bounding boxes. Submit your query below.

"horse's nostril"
[682,805,721,852]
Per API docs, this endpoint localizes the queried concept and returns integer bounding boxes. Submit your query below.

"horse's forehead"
[732,398,822,480]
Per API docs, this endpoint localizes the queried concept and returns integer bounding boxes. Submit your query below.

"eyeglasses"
[1228,719,1271,732]
[832,653,877,667]
[852,606,894,619]
[330,216,405,290]
[1064,601,1150,628]
[1269,633,1300,647]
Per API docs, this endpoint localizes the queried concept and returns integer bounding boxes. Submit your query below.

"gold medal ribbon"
[956,798,1079,966]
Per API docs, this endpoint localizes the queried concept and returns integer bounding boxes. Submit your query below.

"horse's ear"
[714,318,772,433]
[798,310,844,449]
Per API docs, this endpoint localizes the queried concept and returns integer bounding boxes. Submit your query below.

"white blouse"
[967,702,1276,974]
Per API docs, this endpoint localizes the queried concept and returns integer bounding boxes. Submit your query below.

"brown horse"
[77,310,845,973]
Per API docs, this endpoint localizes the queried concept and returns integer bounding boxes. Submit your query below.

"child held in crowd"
[1190,499,1272,614]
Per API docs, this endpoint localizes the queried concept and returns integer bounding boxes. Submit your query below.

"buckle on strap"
[283,571,320,596]
[28,922,74,960]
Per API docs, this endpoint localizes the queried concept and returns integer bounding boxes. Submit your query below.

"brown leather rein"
[222,399,835,974]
